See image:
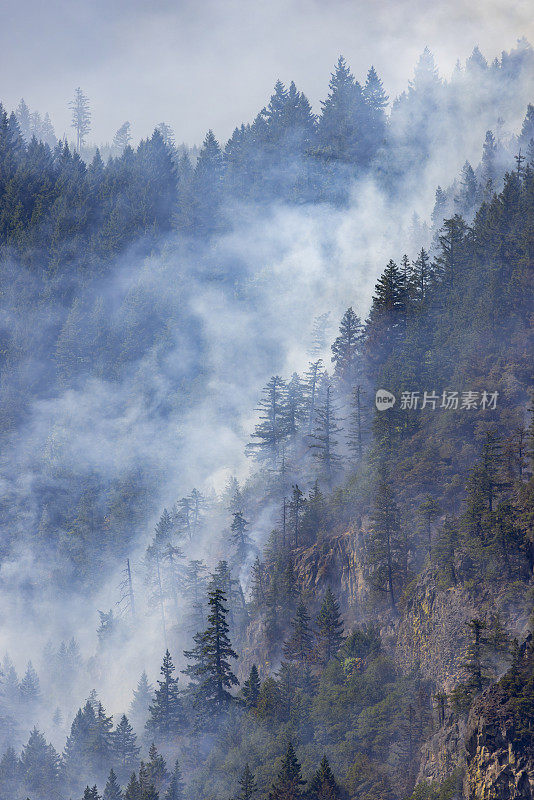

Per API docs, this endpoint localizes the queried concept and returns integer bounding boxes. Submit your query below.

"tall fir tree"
[146,650,184,737]
[315,587,345,665]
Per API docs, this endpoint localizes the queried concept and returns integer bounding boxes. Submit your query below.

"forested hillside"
[0,41,533,800]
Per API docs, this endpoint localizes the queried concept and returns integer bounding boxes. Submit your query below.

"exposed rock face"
[418,717,467,785]
[464,639,534,800]
[292,528,368,623]
[395,568,531,691]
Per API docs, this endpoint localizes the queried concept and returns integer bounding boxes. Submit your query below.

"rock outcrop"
[464,637,534,799]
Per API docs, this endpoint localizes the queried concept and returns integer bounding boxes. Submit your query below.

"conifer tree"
[146,650,184,737]
[308,755,340,800]
[113,122,132,153]
[165,760,185,800]
[367,474,404,613]
[19,728,61,799]
[147,742,168,791]
[268,742,306,800]
[112,715,140,781]
[70,87,91,152]
[129,672,154,735]
[230,511,254,564]
[185,583,239,710]
[124,772,141,800]
[19,661,40,705]
[283,601,315,679]
[418,495,441,559]
[236,764,257,800]
[242,664,261,709]
[247,376,287,466]
[103,769,123,800]
[311,385,343,487]
[289,485,304,547]
[331,307,364,391]
[316,587,345,665]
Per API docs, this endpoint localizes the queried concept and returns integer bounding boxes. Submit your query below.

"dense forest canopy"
[0,38,533,800]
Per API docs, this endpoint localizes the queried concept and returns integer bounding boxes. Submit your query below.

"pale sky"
[1,0,532,146]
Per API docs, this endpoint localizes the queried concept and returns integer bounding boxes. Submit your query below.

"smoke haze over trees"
[0,21,533,800]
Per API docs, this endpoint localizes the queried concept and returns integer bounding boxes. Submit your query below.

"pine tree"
[124,772,141,800]
[308,755,340,800]
[236,764,257,800]
[230,511,254,564]
[247,376,287,466]
[456,161,478,214]
[129,672,154,734]
[367,474,404,613]
[311,385,343,487]
[19,661,40,705]
[289,484,304,548]
[165,760,185,800]
[146,650,184,737]
[242,665,261,709]
[19,728,61,799]
[481,130,497,190]
[147,743,168,791]
[70,87,91,152]
[283,601,315,681]
[83,787,101,800]
[316,587,345,665]
[317,56,374,167]
[103,769,124,800]
[268,742,306,800]
[418,495,441,559]
[189,583,239,709]
[0,746,20,798]
[113,122,132,153]
[92,702,114,781]
[112,715,140,781]
[331,307,364,391]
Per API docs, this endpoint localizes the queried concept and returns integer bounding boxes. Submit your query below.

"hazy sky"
[1,0,533,145]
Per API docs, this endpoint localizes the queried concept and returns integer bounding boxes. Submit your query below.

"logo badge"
[375,390,396,411]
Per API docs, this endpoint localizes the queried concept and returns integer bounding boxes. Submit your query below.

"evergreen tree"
[113,122,132,153]
[70,87,91,151]
[481,130,497,190]
[289,484,304,548]
[418,495,441,559]
[83,787,101,800]
[188,583,239,709]
[242,664,261,709]
[230,511,254,564]
[331,307,364,392]
[236,764,257,800]
[317,56,375,168]
[129,672,154,734]
[146,650,184,737]
[247,376,287,466]
[124,773,141,800]
[316,587,345,665]
[165,760,184,800]
[283,601,315,681]
[367,474,404,613]
[19,661,40,705]
[147,743,168,791]
[0,746,20,799]
[268,742,305,800]
[19,728,61,800]
[311,385,343,487]
[308,756,340,800]
[112,714,140,781]
[103,769,123,800]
